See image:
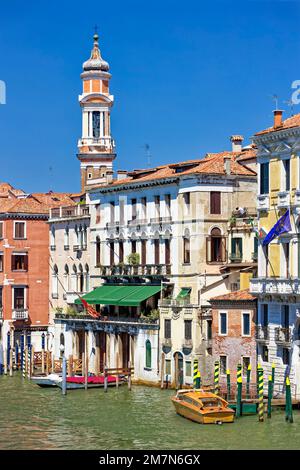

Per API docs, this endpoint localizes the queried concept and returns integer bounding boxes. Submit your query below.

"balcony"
[106,221,120,232]
[50,245,56,251]
[277,191,290,208]
[229,253,243,263]
[150,216,172,224]
[12,309,29,321]
[73,244,87,252]
[99,264,171,277]
[275,327,292,345]
[255,325,269,342]
[250,277,300,296]
[49,205,90,220]
[127,218,148,227]
[182,339,193,350]
[77,136,115,152]
[159,298,191,308]
[257,194,269,211]
[162,338,172,348]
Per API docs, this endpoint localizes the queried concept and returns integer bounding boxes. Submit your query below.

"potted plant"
[127,252,140,274]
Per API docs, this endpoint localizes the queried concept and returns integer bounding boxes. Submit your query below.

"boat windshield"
[200,397,223,408]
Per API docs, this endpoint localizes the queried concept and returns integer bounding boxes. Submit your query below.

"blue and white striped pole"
[6,331,10,372]
[20,334,24,372]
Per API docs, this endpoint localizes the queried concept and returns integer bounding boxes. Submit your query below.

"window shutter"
[231,238,235,255]
[238,238,243,257]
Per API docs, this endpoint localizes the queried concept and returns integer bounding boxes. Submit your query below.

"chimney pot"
[273,109,283,129]
[230,135,244,152]
[117,170,128,181]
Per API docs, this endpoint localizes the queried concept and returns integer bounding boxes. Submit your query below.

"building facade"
[250,110,300,397]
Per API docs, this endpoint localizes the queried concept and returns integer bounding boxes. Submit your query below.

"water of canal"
[0,374,299,450]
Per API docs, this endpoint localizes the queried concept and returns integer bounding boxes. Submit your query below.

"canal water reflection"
[0,374,300,450]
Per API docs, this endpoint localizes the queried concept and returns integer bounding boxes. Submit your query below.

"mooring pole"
[62,356,67,396]
[267,375,273,418]
[193,359,198,389]
[22,347,26,380]
[285,376,293,423]
[84,332,88,391]
[3,348,7,375]
[41,333,45,375]
[104,365,108,392]
[226,369,231,400]
[128,361,132,391]
[160,352,165,389]
[236,376,242,418]
[246,364,251,399]
[271,362,275,387]
[116,353,119,389]
[214,361,220,395]
[258,366,264,422]
[196,370,201,389]
[27,345,31,379]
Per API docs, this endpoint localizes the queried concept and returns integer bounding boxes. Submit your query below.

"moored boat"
[171,389,235,424]
[57,375,123,390]
[31,373,62,387]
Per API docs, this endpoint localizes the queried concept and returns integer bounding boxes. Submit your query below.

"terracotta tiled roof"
[210,289,256,302]
[0,183,76,215]
[98,152,256,190]
[255,112,300,136]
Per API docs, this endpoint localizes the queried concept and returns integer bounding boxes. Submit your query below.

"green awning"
[176,288,191,299]
[75,285,161,307]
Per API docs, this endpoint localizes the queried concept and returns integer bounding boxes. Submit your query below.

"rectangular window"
[242,357,250,375]
[283,348,290,365]
[0,253,3,272]
[283,159,290,191]
[219,312,227,335]
[231,237,243,260]
[154,239,160,264]
[183,192,190,214]
[185,361,192,377]
[14,222,26,239]
[110,202,115,223]
[242,312,250,336]
[165,194,171,217]
[164,319,171,339]
[210,192,221,214]
[183,237,190,264]
[141,239,147,265]
[0,222,3,239]
[184,320,192,340]
[165,239,170,265]
[131,198,137,221]
[260,162,269,194]
[154,196,160,218]
[109,242,114,266]
[13,287,25,309]
[141,197,147,219]
[207,320,212,340]
[220,355,227,375]
[207,231,227,263]
[119,241,124,263]
[11,253,28,271]
[262,304,268,326]
[262,345,268,362]
[92,111,100,138]
[165,359,171,375]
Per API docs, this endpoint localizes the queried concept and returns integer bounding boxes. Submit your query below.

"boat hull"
[31,375,62,387]
[57,381,121,390]
[172,398,234,424]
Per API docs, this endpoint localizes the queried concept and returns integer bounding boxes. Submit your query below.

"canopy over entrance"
[75,285,161,307]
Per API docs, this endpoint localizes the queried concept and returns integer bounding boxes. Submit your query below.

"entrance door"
[173,351,184,389]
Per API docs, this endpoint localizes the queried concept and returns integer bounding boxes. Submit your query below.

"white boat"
[31,373,62,387]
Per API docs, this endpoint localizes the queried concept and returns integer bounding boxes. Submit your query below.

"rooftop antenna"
[271,94,279,110]
[283,99,294,117]
[144,144,152,168]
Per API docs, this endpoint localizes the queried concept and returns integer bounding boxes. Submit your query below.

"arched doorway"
[173,351,184,389]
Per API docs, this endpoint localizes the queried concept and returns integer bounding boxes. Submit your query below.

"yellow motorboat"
[171,389,235,424]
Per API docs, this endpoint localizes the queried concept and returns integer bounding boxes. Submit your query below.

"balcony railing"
[78,136,115,151]
[250,278,300,295]
[106,221,120,231]
[150,216,172,224]
[182,339,193,349]
[50,245,56,251]
[12,309,29,321]
[159,298,192,308]
[99,264,171,277]
[55,312,158,325]
[257,194,269,211]
[255,325,269,342]
[49,205,90,220]
[127,218,148,227]
[277,191,290,208]
[229,253,243,262]
[162,338,172,348]
[73,244,87,252]
[275,327,292,344]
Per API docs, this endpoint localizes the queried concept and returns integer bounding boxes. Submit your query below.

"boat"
[171,389,235,424]
[31,373,62,387]
[57,375,123,390]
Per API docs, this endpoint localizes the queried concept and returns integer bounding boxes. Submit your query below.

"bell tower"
[78,33,116,191]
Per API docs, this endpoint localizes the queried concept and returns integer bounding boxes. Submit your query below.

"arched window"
[79,264,84,293]
[207,227,226,263]
[52,264,58,298]
[64,226,69,249]
[64,264,69,292]
[145,340,152,369]
[50,227,55,248]
[85,264,90,292]
[96,236,101,266]
[183,229,190,264]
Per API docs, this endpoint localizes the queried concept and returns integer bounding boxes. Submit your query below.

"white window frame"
[241,311,251,337]
[219,311,228,336]
[12,286,27,310]
[13,221,26,239]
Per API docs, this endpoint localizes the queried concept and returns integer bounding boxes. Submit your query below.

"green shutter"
[145,340,152,368]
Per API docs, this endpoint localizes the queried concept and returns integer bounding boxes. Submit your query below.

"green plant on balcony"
[140,308,159,323]
[127,252,140,265]
[229,215,236,227]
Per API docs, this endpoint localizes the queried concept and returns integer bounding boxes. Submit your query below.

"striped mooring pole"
[267,375,273,418]
[285,376,293,423]
[246,364,251,399]
[27,345,31,379]
[258,366,264,422]
[22,347,26,379]
[236,376,242,418]
[271,362,275,385]
[226,369,231,400]
[193,360,198,388]
[20,334,24,371]
[256,363,261,397]
[214,361,220,395]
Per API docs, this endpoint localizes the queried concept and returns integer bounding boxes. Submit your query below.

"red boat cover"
[66,375,117,384]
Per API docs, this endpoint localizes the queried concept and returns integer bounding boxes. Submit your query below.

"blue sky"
[0,0,300,193]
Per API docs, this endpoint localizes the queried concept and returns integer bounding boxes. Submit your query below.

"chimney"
[106,169,114,184]
[230,135,244,152]
[117,170,128,181]
[273,109,283,129]
[224,156,231,175]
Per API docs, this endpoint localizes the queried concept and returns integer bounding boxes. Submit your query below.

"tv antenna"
[144,144,152,168]
[283,99,294,117]
[271,94,279,110]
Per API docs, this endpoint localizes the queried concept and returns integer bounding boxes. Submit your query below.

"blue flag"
[262,210,291,246]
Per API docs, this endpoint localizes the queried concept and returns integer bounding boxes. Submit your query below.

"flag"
[79,297,100,319]
[262,210,291,246]
[254,227,267,240]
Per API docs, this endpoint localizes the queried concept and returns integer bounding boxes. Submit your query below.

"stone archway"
[173,351,184,389]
